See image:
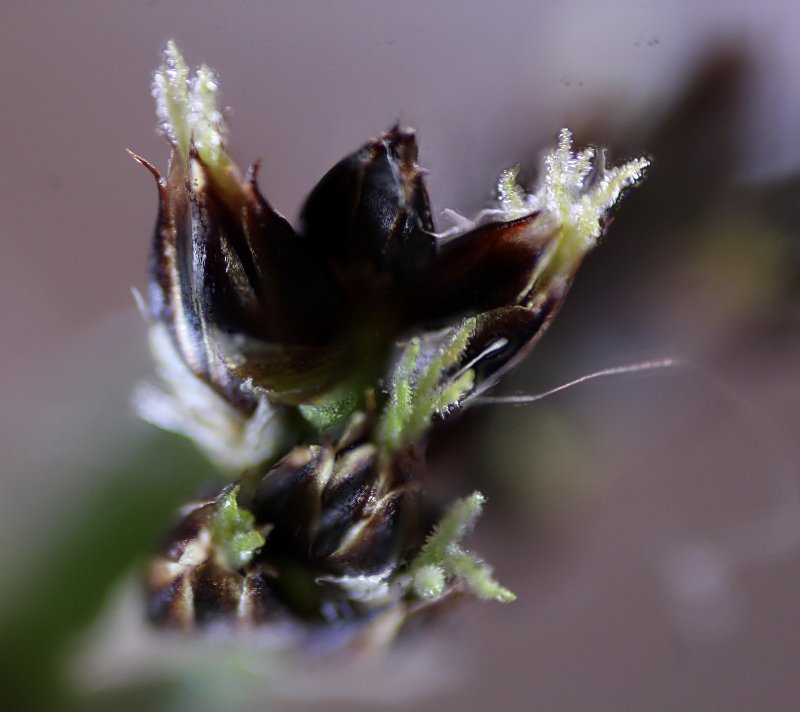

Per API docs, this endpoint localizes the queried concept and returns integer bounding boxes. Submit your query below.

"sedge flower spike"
[134,42,648,640]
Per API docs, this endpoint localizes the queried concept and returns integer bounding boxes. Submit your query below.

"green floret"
[409,492,516,603]
[379,318,476,450]
[212,485,267,570]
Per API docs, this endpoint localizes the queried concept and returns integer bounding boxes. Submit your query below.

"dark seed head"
[141,45,649,641]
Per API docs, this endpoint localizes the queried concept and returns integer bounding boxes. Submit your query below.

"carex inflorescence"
[133,42,648,642]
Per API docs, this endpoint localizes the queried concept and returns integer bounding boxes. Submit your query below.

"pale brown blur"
[2,2,800,711]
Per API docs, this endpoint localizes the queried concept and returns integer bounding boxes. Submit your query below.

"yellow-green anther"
[298,387,360,432]
[378,338,420,449]
[411,492,484,571]
[412,564,446,600]
[212,485,267,570]
[379,318,476,449]
[432,369,474,417]
[447,553,517,602]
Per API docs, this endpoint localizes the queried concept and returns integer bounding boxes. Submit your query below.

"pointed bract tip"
[126,149,162,183]
[246,158,263,183]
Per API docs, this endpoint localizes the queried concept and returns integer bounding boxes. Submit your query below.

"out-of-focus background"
[3,1,800,710]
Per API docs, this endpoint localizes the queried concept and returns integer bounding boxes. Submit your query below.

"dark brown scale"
[414,212,556,322]
[191,559,242,626]
[311,446,377,560]
[465,293,566,394]
[299,126,436,291]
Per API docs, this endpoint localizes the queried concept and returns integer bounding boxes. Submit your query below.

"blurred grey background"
[3,1,800,710]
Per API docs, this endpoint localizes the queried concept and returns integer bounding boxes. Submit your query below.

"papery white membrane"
[134,324,286,471]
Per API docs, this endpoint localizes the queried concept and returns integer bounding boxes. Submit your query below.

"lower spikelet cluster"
[149,427,424,631]
[135,42,647,641]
